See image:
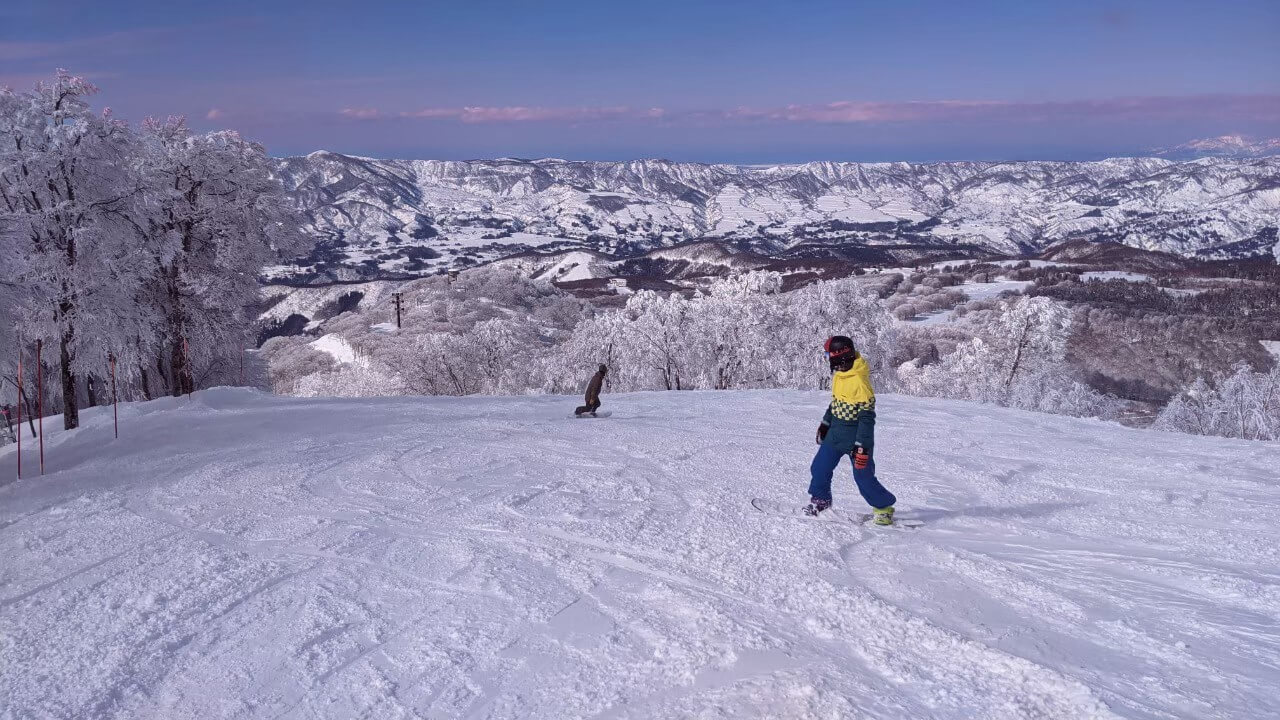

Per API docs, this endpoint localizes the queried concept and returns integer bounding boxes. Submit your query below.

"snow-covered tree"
[683,273,780,389]
[621,290,693,391]
[138,116,305,396]
[294,360,404,398]
[897,296,1117,418]
[0,71,153,429]
[1154,364,1280,441]
[989,296,1072,393]
[401,319,523,396]
[783,275,897,389]
[542,271,895,394]
[546,310,628,393]
[2,72,309,423]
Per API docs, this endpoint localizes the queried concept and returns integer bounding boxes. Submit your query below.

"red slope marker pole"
[16,348,21,480]
[110,353,118,439]
[36,339,43,475]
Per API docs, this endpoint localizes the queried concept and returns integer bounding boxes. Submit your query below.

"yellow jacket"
[830,356,875,419]
[821,355,877,453]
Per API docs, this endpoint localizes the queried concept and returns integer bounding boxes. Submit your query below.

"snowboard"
[751,497,924,529]
[571,411,613,419]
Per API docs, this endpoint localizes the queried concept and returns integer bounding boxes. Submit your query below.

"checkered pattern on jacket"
[830,397,875,421]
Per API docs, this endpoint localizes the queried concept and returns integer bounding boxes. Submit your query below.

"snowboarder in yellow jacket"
[806,336,897,525]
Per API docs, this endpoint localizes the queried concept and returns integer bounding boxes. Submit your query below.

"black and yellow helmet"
[824,336,857,370]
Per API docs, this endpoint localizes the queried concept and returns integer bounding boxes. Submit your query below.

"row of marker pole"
[15,340,44,479]
[12,293,404,481]
[12,341,226,481]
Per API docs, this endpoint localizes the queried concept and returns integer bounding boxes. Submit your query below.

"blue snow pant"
[808,443,896,509]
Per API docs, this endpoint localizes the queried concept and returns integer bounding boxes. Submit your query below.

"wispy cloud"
[397,108,460,119]
[727,100,1007,123]
[0,27,178,62]
[0,70,119,90]
[0,72,60,89]
[729,96,1280,124]
[343,95,1279,128]
[394,105,643,123]
[206,108,226,120]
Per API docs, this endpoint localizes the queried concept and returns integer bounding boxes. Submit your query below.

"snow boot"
[872,506,895,526]
[803,498,832,517]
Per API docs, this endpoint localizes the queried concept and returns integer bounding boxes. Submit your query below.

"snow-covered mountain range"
[270,152,1280,284]
[1155,135,1280,159]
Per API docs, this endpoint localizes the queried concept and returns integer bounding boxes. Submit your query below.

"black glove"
[815,424,829,445]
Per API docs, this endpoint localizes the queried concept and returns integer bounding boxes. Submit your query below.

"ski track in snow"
[1,389,1278,719]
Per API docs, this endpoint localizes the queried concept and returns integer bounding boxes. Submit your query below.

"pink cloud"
[730,99,1029,124]
[398,108,463,119]
[463,105,635,123]
[206,108,225,120]
[340,107,382,120]
[728,96,1280,125]
[395,105,643,123]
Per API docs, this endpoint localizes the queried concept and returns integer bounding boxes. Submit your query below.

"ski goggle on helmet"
[824,336,856,361]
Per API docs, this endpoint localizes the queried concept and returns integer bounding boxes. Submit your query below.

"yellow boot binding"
[873,506,895,526]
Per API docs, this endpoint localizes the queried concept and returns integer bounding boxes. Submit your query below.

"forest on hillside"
[259,262,1280,442]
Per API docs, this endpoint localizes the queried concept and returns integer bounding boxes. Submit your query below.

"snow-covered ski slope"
[2,389,1277,719]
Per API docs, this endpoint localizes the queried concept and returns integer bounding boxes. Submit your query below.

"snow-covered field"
[309,334,362,365]
[1081,271,1153,283]
[959,278,1035,301]
[2,389,1278,719]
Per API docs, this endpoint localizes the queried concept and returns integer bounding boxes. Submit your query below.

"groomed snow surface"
[2,390,1278,719]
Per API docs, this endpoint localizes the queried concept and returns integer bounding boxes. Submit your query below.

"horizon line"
[286,148,1279,167]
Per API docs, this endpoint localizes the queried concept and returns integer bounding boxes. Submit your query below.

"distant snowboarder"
[574,364,608,417]
[805,336,897,525]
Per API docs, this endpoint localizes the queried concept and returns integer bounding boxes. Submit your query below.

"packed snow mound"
[535,250,606,282]
[309,333,361,365]
[2,389,1278,718]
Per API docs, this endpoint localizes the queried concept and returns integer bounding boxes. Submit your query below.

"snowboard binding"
[802,498,832,517]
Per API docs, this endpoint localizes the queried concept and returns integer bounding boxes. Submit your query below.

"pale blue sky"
[3,0,1277,161]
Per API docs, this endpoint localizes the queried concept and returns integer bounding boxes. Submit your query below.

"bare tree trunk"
[1004,321,1033,391]
[139,366,153,400]
[86,375,98,408]
[4,378,40,438]
[170,337,189,397]
[156,355,170,394]
[60,329,79,430]
[21,385,37,439]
